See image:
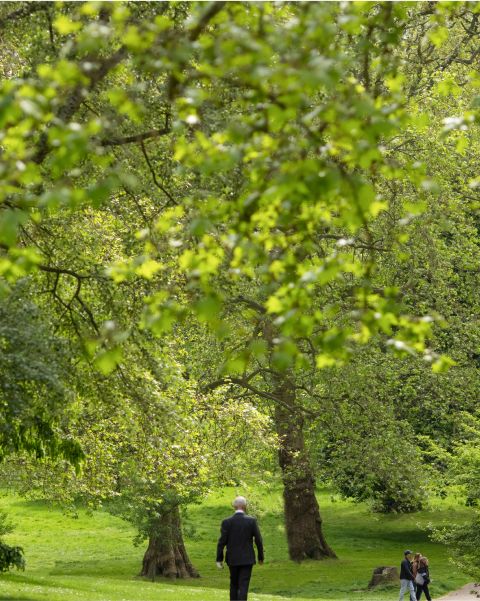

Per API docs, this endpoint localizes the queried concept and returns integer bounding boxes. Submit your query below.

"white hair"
[232,496,247,510]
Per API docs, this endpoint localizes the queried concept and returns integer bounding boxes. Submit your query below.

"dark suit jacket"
[400,558,414,581]
[216,512,264,566]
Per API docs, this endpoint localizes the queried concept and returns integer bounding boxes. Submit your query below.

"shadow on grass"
[8,498,50,509]
[50,557,136,578]
[1,573,55,587]
[0,598,37,601]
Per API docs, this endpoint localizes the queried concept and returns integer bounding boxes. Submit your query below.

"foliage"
[314,401,427,513]
[1,0,480,578]
[0,354,276,553]
[0,1,454,371]
[0,510,24,573]
[0,541,24,574]
[450,414,480,505]
[0,284,83,464]
[432,516,480,580]
[430,414,480,578]
[309,338,479,511]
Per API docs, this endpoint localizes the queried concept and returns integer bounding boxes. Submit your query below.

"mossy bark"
[274,378,337,561]
[140,506,199,580]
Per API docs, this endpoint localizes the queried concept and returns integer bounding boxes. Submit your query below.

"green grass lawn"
[0,487,472,601]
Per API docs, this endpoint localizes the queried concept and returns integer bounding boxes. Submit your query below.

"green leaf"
[0,210,27,247]
[195,296,222,322]
[135,259,163,280]
[316,354,336,369]
[428,25,449,48]
[432,355,456,374]
[54,15,82,35]
[266,296,283,314]
[94,347,123,375]
[249,339,268,358]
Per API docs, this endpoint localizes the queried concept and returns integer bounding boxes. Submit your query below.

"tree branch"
[100,126,170,147]
[33,46,128,164]
[168,1,226,101]
[203,373,321,418]
[140,140,178,207]
[38,264,89,279]
[229,296,266,314]
[204,375,281,403]
[188,1,226,42]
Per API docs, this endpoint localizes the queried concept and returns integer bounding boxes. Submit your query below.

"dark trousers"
[229,564,253,600]
[416,583,432,601]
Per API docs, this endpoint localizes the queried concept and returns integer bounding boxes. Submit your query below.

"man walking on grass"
[399,549,417,601]
[216,496,264,601]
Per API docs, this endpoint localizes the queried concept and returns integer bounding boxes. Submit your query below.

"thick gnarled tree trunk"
[274,378,337,561]
[140,506,199,580]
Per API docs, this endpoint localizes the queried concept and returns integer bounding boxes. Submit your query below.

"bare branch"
[168,1,226,100]
[204,373,321,418]
[188,1,226,42]
[33,46,128,164]
[140,140,178,207]
[38,264,89,279]
[101,126,170,147]
[229,296,266,314]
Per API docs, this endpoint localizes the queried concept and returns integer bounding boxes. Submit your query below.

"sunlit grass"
[0,487,471,600]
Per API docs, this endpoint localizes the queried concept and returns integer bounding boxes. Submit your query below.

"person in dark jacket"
[399,550,417,601]
[415,556,432,601]
[216,496,264,601]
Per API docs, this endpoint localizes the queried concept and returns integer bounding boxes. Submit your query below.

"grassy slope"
[0,487,471,601]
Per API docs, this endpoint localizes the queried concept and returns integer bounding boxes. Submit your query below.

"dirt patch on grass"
[438,583,480,600]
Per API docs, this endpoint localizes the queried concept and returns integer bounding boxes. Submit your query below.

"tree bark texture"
[274,378,337,561]
[140,506,199,580]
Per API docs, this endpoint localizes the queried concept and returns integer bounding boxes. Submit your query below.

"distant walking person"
[415,556,432,601]
[399,550,417,601]
[216,496,264,601]
[412,553,421,579]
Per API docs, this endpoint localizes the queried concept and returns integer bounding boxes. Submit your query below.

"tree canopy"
[1,0,480,581]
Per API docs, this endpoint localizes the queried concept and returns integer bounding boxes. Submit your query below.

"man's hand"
[216,562,224,569]
[259,560,264,566]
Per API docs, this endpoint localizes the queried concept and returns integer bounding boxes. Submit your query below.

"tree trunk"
[274,378,337,561]
[140,506,199,580]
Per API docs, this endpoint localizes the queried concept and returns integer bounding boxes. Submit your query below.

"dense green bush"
[0,541,25,573]
[433,514,480,579]
[325,435,428,514]
[314,403,428,513]
[430,414,480,577]
[0,510,25,572]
